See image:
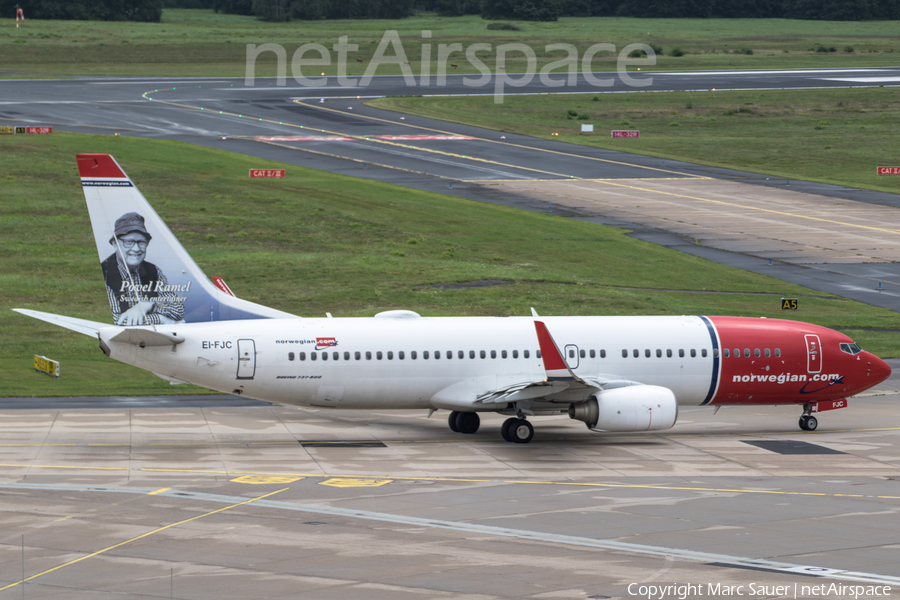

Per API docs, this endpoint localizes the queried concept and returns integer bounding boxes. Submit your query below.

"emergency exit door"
[804,334,821,374]
[565,344,580,369]
[237,339,256,379]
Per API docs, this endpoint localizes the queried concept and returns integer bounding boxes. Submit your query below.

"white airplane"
[14,154,892,443]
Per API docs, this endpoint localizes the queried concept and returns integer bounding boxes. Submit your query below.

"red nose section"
[867,353,892,386]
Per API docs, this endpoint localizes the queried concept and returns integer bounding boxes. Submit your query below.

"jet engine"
[568,385,678,432]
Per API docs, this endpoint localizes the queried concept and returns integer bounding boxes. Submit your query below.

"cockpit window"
[840,343,862,355]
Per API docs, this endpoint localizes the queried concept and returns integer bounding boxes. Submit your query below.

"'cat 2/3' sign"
[781,298,798,310]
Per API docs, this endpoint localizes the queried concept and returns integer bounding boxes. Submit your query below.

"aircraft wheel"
[448,411,460,432]
[501,418,517,442]
[455,412,480,434]
[799,416,808,431]
[805,415,818,431]
[509,419,534,444]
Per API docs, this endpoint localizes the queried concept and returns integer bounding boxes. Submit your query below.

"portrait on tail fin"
[102,212,186,326]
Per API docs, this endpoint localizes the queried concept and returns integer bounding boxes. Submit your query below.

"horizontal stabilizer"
[12,309,106,337]
[106,328,185,347]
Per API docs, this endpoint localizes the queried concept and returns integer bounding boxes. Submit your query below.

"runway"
[4,68,900,598]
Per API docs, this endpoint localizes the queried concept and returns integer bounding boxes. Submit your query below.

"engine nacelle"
[568,385,678,432]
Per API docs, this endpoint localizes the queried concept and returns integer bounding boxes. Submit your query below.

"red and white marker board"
[26,126,52,134]
[249,169,285,178]
[877,167,900,175]
[611,130,640,138]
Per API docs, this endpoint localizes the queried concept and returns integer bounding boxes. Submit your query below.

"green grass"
[369,87,900,195]
[1,10,899,77]
[3,132,900,396]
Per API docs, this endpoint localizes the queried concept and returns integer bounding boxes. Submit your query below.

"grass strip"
[2,11,900,77]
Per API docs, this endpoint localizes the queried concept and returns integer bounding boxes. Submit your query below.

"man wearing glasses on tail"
[102,212,185,325]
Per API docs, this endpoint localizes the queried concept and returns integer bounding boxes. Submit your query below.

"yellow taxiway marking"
[1,463,899,500]
[567,178,900,236]
[0,487,289,593]
[147,488,170,495]
[231,475,304,485]
[319,478,393,488]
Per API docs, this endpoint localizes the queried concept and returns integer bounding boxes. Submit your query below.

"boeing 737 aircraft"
[13,154,892,443]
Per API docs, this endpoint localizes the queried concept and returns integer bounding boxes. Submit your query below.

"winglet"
[531,307,539,317]
[533,320,584,382]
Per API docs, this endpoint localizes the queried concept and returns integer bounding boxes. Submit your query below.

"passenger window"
[399,351,405,360]
[376,351,383,360]
[702,349,708,358]
[470,350,475,359]
[366,351,372,360]
[491,350,497,359]
[480,350,486,359]
[580,349,586,359]
[723,348,729,358]
[355,351,361,360]
[434,351,440,360]
[600,349,606,358]
[288,352,295,361]
[734,348,740,358]
[524,350,530,359]
[764,348,771,357]
[744,348,751,358]
[311,352,318,361]
[713,349,718,358]
[667,349,673,358]
[343,351,350,360]
[387,351,393,360]
[679,349,684,358]
[622,349,628,358]
[656,349,662,358]
[775,348,781,357]
[513,350,519,358]
[424,351,429,359]
[633,349,639,358]
[502,350,508,358]
[645,349,651,358]
[331,351,337,360]
[536,350,542,359]
[299,352,306,361]
[446,351,452,359]
[589,349,595,358]
[690,349,696,358]
[411,351,417,359]
[754,348,760,358]
[458,350,464,359]
[322,352,328,361]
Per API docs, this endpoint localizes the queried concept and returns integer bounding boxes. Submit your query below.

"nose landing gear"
[799,404,818,431]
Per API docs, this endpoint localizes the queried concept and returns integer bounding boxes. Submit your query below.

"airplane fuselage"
[101,315,887,411]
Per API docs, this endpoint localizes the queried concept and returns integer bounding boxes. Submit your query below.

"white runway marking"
[822,76,900,83]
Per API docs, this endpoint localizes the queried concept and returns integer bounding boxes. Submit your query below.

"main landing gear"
[799,404,818,431]
[501,417,534,444]
[446,411,534,443]
[448,410,480,434]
